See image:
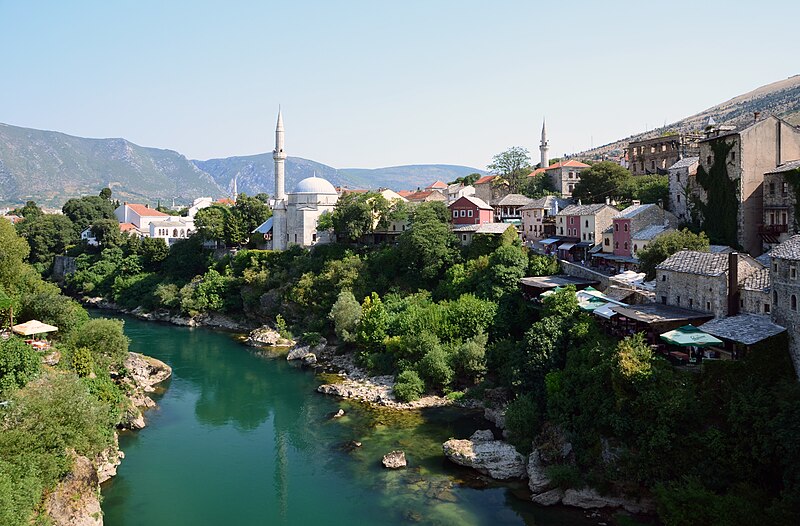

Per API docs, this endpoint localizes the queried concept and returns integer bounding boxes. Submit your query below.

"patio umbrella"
[659,325,722,348]
[11,320,58,336]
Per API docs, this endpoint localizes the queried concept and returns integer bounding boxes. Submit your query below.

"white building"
[263,109,339,249]
[114,203,170,234]
[149,216,195,246]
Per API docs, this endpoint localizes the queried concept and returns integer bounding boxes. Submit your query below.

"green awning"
[579,296,608,312]
[659,325,723,348]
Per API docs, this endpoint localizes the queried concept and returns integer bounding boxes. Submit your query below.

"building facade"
[449,196,493,225]
[761,160,800,249]
[667,157,699,222]
[628,134,701,176]
[769,235,800,375]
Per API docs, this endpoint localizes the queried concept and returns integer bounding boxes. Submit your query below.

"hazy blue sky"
[1,0,798,169]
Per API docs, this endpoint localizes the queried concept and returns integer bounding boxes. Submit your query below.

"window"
[677,194,681,203]
[706,301,711,311]
[634,244,638,253]
[585,220,589,228]
[774,263,778,272]
[774,290,778,303]
[615,241,619,249]
[707,155,712,165]
[463,235,467,241]
[312,232,317,242]
[764,303,770,313]
[662,145,667,152]
[467,209,473,217]
[661,296,667,305]
[624,224,628,232]
[582,233,586,240]
[677,174,681,183]
[676,296,681,305]
[615,223,619,232]
[731,151,736,161]
[793,295,798,311]
[792,267,797,279]
[783,182,789,194]
[624,242,628,250]
[605,238,609,246]
[769,182,776,195]
[689,298,693,308]
[662,275,666,282]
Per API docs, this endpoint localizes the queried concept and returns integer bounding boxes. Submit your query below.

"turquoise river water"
[100,315,602,526]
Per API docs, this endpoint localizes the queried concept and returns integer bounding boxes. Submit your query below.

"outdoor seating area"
[10,319,58,351]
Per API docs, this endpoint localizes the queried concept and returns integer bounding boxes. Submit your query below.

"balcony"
[759,224,788,235]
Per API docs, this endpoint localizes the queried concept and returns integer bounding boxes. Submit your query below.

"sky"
[1,0,798,170]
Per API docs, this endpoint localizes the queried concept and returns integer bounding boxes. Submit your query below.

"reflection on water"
[101,315,600,526]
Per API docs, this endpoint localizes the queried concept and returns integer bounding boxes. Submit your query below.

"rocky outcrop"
[442,431,526,480]
[561,488,654,514]
[302,353,317,366]
[382,450,407,469]
[118,353,172,430]
[245,325,294,348]
[287,338,327,361]
[531,488,564,506]
[44,453,103,526]
[95,434,124,484]
[527,451,552,493]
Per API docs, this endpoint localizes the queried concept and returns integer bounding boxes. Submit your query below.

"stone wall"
[741,288,770,315]
[770,256,800,376]
[668,161,697,222]
[560,260,610,289]
[52,256,77,282]
[655,270,728,318]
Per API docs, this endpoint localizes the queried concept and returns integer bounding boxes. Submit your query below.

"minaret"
[272,108,288,250]
[232,174,238,204]
[274,109,286,200]
[539,118,549,170]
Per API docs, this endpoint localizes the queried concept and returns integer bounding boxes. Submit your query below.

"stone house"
[473,175,508,205]
[611,203,678,258]
[655,251,762,318]
[627,134,701,176]
[446,183,475,203]
[741,266,771,315]
[689,115,800,255]
[536,160,590,198]
[667,157,699,222]
[768,235,800,375]
[761,159,800,249]
[448,196,493,226]
[556,203,619,262]
[519,195,567,243]
[404,189,447,203]
[493,194,533,225]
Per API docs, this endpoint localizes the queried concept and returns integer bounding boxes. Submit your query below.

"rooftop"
[668,157,700,170]
[474,175,498,185]
[610,303,713,324]
[545,160,590,171]
[518,195,569,211]
[427,180,448,189]
[559,203,616,216]
[765,159,800,175]
[449,195,492,210]
[125,203,169,217]
[453,223,515,234]
[496,193,534,207]
[632,224,672,241]
[519,275,600,291]
[770,235,800,260]
[742,267,770,292]
[616,203,656,219]
[656,250,760,277]
[700,314,785,346]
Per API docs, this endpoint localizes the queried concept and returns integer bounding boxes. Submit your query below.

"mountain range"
[0,122,482,207]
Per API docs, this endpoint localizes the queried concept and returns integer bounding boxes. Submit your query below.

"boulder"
[122,407,146,430]
[470,429,495,443]
[382,450,407,469]
[442,437,526,480]
[246,326,282,347]
[531,488,564,506]
[527,451,552,493]
[302,353,317,366]
[287,345,310,361]
[332,409,345,418]
[44,454,102,526]
[483,406,506,430]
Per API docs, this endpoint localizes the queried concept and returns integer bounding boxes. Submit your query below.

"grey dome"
[293,176,338,195]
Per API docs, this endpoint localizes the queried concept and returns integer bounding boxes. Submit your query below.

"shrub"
[545,464,582,490]
[394,370,425,402]
[69,347,94,378]
[275,314,292,339]
[302,331,323,346]
[417,345,454,392]
[0,337,41,395]
[505,394,541,454]
[18,292,89,339]
[329,290,361,342]
[66,318,129,371]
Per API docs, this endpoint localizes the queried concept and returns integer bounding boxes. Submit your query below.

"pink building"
[449,196,493,225]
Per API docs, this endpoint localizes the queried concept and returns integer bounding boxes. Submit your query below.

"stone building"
[761,159,800,249]
[494,194,533,225]
[655,251,762,318]
[610,203,678,258]
[741,266,771,315]
[627,134,701,176]
[667,157,699,222]
[473,175,508,205]
[404,189,447,203]
[536,160,590,198]
[519,195,567,243]
[768,235,800,375]
[689,115,800,255]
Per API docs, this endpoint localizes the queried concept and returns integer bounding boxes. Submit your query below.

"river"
[100,315,600,526]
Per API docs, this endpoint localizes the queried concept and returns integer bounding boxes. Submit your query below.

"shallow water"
[100,315,600,525]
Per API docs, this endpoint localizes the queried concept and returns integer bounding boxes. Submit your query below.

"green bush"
[69,347,94,378]
[545,464,582,490]
[302,331,323,346]
[394,370,425,402]
[417,345,454,392]
[329,290,362,343]
[66,318,129,371]
[505,394,541,454]
[0,337,41,395]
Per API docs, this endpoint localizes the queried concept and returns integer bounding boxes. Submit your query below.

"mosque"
[263,109,338,249]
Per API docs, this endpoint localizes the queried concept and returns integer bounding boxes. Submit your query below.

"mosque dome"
[293,176,338,195]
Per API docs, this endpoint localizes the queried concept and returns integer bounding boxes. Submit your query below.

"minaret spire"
[539,118,549,170]
[272,107,288,250]
[273,107,286,200]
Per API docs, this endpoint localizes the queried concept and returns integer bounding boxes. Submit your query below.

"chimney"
[754,111,761,123]
[605,196,610,205]
[727,252,740,316]
[632,200,641,206]
[577,199,582,206]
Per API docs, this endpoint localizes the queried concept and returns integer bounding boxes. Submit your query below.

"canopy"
[539,238,560,245]
[12,320,58,336]
[659,325,722,348]
[578,296,608,312]
[593,302,619,319]
[558,242,576,251]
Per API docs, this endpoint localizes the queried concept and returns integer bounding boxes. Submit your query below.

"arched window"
[615,241,619,249]
[173,229,178,237]
[624,242,628,250]
[180,229,185,237]
[633,244,638,253]
[624,224,628,232]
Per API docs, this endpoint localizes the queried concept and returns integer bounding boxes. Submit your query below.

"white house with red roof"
[114,203,170,235]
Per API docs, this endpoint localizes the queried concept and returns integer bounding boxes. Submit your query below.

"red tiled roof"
[397,190,414,197]
[406,190,435,201]
[474,175,497,185]
[126,204,169,217]
[427,180,448,189]
[529,167,547,176]
[2,214,22,224]
[216,198,235,206]
[545,160,590,170]
[119,223,138,232]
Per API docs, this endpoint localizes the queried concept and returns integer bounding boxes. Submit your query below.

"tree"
[398,204,460,285]
[329,290,362,343]
[488,147,532,194]
[62,195,116,232]
[19,292,89,338]
[66,318,129,370]
[623,175,669,206]
[99,187,113,200]
[0,218,30,292]
[16,201,42,220]
[233,194,272,238]
[572,161,632,203]
[91,218,123,246]
[16,214,78,266]
[394,370,425,402]
[450,173,481,186]
[0,336,41,395]
[194,205,228,242]
[330,192,379,242]
[140,237,169,271]
[637,229,710,279]
[357,292,388,352]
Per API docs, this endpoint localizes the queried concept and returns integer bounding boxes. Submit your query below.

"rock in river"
[442,431,526,480]
[382,450,407,469]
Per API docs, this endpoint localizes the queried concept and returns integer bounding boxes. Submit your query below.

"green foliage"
[275,314,291,339]
[90,218,124,246]
[452,334,487,385]
[505,394,540,454]
[417,344,454,392]
[637,228,710,279]
[140,237,169,271]
[16,214,78,267]
[572,161,632,203]
[528,253,560,276]
[488,146,531,193]
[62,195,116,232]
[398,204,460,286]
[0,219,31,294]
[693,139,739,246]
[19,292,89,339]
[302,332,322,346]
[394,370,425,402]
[329,290,362,343]
[0,372,116,526]
[614,333,655,383]
[194,205,228,242]
[622,174,669,206]
[154,283,180,309]
[69,347,94,378]
[545,464,583,490]
[0,337,41,395]
[330,192,389,242]
[357,293,388,352]
[178,269,237,315]
[66,318,129,371]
